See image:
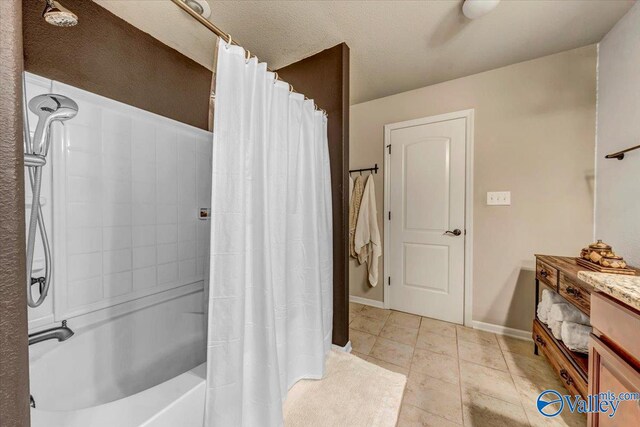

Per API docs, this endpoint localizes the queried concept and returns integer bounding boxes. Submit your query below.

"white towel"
[561,322,591,354]
[354,174,382,287]
[548,302,590,325]
[537,298,550,323]
[537,289,563,324]
[548,320,563,340]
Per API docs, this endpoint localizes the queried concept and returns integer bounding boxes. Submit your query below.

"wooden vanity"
[533,255,640,425]
[533,255,592,397]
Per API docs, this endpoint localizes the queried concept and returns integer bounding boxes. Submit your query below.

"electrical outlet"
[487,191,511,206]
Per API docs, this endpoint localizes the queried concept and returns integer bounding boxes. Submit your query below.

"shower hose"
[25,163,52,308]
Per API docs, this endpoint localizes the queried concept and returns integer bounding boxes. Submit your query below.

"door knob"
[444,229,462,236]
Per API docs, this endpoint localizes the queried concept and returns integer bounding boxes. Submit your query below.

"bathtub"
[29,287,206,427]
[31,364,206,427]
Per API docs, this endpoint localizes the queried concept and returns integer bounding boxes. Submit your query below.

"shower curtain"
[205,39,333,426]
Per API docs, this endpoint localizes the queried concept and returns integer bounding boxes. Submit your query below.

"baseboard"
[472,321,532,341]
[332,340,352,353]
[349,296,531,342]
[349,295,385,309]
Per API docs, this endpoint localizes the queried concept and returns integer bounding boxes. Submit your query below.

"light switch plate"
[487,191,511,206]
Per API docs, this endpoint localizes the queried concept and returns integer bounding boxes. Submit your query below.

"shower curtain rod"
[170,0,327,115]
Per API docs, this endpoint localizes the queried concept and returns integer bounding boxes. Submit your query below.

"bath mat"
[284,350,406,427]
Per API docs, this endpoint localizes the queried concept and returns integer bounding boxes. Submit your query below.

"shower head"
[28,94,78,156]
[42,0,78,27]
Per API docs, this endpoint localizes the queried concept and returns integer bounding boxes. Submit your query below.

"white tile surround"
[25,73,212,326]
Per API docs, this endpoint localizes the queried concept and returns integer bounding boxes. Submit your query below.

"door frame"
[382,109,474,326]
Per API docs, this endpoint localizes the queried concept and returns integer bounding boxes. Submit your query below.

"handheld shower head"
[29,94,78,156]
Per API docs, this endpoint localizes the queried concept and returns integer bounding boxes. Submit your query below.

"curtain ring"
[289,83,294,93]
[225,34,232,49]
[245,50,251,62]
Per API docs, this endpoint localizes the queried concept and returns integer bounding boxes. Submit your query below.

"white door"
[386,116,467,324]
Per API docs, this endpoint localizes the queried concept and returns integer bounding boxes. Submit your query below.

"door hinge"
[387,144,391,155]
[388,211,391,220]
[388,276,391,286]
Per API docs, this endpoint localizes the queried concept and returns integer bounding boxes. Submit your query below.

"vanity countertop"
[578,271,640,311]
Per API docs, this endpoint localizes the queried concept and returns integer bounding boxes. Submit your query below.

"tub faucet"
[28,320,74,346]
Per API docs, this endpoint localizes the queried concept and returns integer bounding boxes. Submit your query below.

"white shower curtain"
[205,39,333,426]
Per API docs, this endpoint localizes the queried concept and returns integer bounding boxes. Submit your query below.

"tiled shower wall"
[25,73,212,325]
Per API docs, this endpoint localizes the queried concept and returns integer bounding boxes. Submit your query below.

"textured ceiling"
[95,0,634,104]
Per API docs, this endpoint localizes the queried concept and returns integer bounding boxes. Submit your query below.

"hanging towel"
[349,175,354,204]
[354,174,382,286]
[349,175,365,258]
[560,322,591,354]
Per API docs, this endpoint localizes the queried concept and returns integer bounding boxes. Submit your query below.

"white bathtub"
[29,287,206,427]
[31,364,206,427]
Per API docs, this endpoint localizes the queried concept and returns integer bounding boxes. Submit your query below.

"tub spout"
[29,320,74,345]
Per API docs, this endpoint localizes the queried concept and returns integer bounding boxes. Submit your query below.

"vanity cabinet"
[533,255,592,397]
[533,318,587,398]
[588,292,640,426]
[534,255,640,424]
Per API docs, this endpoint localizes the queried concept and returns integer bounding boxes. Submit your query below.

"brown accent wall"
[23,0,212,130]
[277,44,350,346]
[0,0,31,426]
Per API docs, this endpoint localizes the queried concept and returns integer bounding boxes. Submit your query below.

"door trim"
[383,109,474,326]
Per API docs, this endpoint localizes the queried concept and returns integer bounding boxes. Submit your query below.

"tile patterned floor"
[348,303,587,427]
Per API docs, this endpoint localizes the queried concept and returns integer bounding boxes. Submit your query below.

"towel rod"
[349,163,378,174]
[605,144,640,160]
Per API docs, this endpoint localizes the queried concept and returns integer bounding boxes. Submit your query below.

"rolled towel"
[561,322,591,354]
[548,302,590,325]
[537,298,550,323]
[548,320,563,340]
[537,290,564,324]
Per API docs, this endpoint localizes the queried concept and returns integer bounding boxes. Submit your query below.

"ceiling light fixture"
[182,0,211,19]
[462,0,501,20]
